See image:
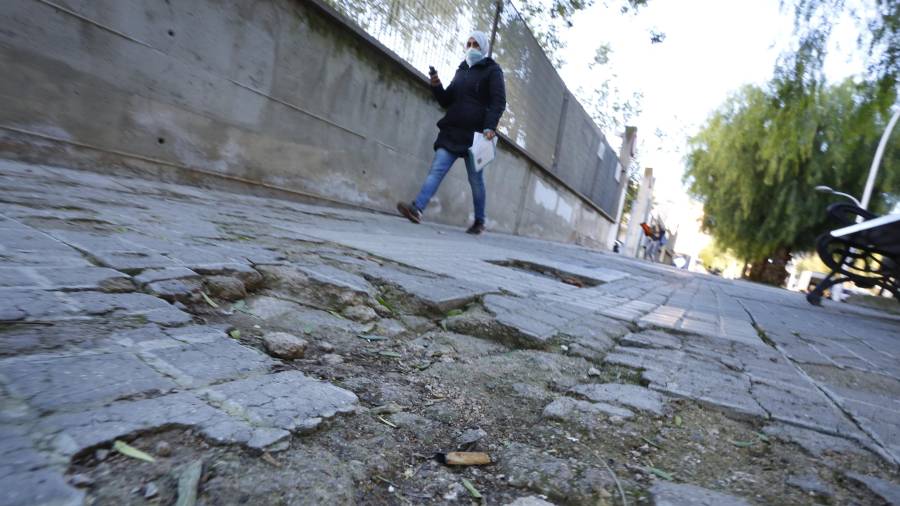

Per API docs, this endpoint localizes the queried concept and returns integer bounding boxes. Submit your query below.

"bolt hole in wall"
[167,29,175,37]
[157,138,166,145]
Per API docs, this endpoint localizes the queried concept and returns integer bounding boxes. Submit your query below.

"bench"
[806,203,900,305]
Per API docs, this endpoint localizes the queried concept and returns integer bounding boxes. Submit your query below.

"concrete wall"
[0,0,615,246]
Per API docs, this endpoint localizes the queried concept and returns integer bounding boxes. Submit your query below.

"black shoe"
[397,202,422,224]
[466,221,485,235]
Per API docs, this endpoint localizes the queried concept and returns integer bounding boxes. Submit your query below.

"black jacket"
[432,57,506,156]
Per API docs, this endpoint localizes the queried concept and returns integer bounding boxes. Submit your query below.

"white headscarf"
[466,30,491,56]
[467,30,490,61]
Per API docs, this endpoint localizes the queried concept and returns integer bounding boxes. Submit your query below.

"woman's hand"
[483,129,496,140]
[430,73,441,87]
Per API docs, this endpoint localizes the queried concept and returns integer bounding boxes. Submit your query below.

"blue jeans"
[413,148,486,222]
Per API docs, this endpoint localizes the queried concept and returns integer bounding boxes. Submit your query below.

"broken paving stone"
[263,332,309,359]
[246,296,368,336]
[148,339,274,385]
[204,275,247,301]
[620,330,682,349]
[192,263,263,291]
[786,474,833,498]
[750,380,863,438]
[568,383,667,416]
[543,397,634,430]
[362,264,491,313]
[560,314,628,353]
[0,352,179,411]
[650,481,752,506]
[134,267,199,286]
[342,304,378,323]
[209,371,358,433]
[258,265,373,307]
[30,370,352,459]
[567,343,604,363]
[145,278,203,303]
[761,423,870,458]
[844,473,900,505]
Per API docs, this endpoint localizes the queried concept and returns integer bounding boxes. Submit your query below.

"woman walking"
[397,30,506,235]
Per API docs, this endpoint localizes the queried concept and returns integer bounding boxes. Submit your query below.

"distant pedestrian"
[656,227,667,260]
[645,225,663,261]
[396,30,507,235]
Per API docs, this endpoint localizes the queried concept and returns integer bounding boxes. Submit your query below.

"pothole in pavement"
[91,253,900,505]
[67,428,358,506]
[486,259,604,288]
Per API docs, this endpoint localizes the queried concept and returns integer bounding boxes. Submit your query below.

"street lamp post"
[861,106,900,210]
[815,105,899,210]
[813,185,861,207]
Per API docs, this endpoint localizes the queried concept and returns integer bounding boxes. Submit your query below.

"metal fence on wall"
[322,0,623,217]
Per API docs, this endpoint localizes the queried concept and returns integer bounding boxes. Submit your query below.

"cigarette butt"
[444,452,492,466]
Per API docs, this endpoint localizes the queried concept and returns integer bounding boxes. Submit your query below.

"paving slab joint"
[751,323,777,349]
[443,302,560,351]
[739,301,900,467]
[746,379,773,419]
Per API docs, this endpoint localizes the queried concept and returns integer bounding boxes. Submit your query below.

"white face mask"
[466,48,483,66]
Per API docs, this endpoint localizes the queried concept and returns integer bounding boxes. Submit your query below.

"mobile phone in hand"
[428,66,437,77]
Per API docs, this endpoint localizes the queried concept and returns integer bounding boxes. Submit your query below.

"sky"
[554,0,868,258]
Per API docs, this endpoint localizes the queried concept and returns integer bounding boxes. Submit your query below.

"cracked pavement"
[1,160,899,505]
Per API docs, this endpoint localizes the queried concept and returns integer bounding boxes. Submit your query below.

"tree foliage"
[575,44,644,133]
[684,0,899,285]
[784,0,899,88]
[518,0,648,132]
[685,79,898,264]
[698,240,741,276]
[518,0,649,66]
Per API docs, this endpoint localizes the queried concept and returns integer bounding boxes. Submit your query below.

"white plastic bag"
[468,132,498,172]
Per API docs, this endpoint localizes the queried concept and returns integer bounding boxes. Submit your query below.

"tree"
[684,0,899,286]
[575,44,644,134]
[684,79,898,285]
[517,1,648,132]
[783,0,898,88]
[698,240,741,276]
[517,0,650,66]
